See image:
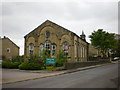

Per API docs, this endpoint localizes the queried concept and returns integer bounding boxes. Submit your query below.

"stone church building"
[24,20,89,62]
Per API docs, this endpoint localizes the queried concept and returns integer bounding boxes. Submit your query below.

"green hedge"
[2,62,21,69]
[19,62,42,70]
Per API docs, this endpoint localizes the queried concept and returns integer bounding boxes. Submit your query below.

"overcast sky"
[1,0,118,55]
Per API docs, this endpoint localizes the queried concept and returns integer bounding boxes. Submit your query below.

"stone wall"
[64,60,110,69]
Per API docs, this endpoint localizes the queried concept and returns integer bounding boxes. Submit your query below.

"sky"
[0,0,119,55]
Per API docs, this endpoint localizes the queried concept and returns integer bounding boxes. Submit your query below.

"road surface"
[3,62,119,88]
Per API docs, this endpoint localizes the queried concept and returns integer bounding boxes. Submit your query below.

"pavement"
[1,61,118,85]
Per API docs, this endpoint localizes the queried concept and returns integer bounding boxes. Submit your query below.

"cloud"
[1,1,118,55]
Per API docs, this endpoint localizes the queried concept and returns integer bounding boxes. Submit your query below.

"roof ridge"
[2,37,19,48]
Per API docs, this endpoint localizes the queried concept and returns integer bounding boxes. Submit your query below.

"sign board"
[46,58,56,64]
[64,45,69,51]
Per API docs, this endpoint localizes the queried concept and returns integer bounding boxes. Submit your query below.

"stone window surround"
[6,48,10,53]
[39,41,57,57]
[40,44,44,56]
[45,31,50,38]
[62,41,69,56]
[44,40,51,50]
[51,44,56,56]
[29,43,34,55]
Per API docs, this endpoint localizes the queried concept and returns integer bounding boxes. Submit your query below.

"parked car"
[112,57,120,61]
[0,60,2,68]
[0,60,2,63]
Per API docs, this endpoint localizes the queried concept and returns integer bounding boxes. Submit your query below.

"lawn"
[42,66,55,71]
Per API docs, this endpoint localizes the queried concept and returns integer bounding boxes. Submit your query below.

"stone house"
[0,36,19,60]
[24,20,89,62]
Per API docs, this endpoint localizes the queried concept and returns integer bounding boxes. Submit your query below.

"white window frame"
[74,43,77,57]
[83,47,84,58]
[44,40,50,50]
[78,44,80,58]
[63,41,69,56]
[40,44,44,56]
[52,44,56,56]
[29,43,34,55]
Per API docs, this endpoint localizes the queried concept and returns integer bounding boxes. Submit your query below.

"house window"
[40,44,44,56]
[44,40,50,50]
[78,45,80,58]
[29,43,34,55]
[74,43,77,57]
[44,40,51,55]
[83,47,85,58]
[52,44,56,56]
[6,48,10,53]
[63,41,69,56]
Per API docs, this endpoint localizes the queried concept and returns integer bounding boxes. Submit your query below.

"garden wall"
[64,59,110,69]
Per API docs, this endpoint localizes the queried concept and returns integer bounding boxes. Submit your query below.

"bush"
[19,62,42,70]
[56,50,67,67]
[28,54,45,68]
[2,61,21,69]
[28,54,43,63]
[12,55,24,62]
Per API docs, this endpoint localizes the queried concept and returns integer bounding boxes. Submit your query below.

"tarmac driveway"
[2,69,64,84]
[2,69,41,84]
[1,61,118,86]
[3,62,118,88]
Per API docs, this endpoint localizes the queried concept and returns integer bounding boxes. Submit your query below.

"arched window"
[52,44,56,56]
[44,40,50,50]
[29,43,34,55]
[63,41,69,56]
[40,44,44,56]
[44,40,51,55]
[74,43,77,57]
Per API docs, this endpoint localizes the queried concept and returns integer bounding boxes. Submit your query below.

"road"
[3,62,119,88]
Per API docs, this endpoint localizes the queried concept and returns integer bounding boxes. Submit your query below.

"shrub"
[28,54,43,63]
[56,50,67,67]
[19,62,42,70]
[12,55,24,62]
[2,61,21,69]
[24,49,51,70]
[28,54,45,68]
[40,49,51,69]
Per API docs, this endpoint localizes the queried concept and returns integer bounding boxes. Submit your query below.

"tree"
[12,55,24,62]
[111,39,120,57]
[89,29,117,58]
[28,49,51,69]
[56,50,67,67]
[40,49,51,69]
